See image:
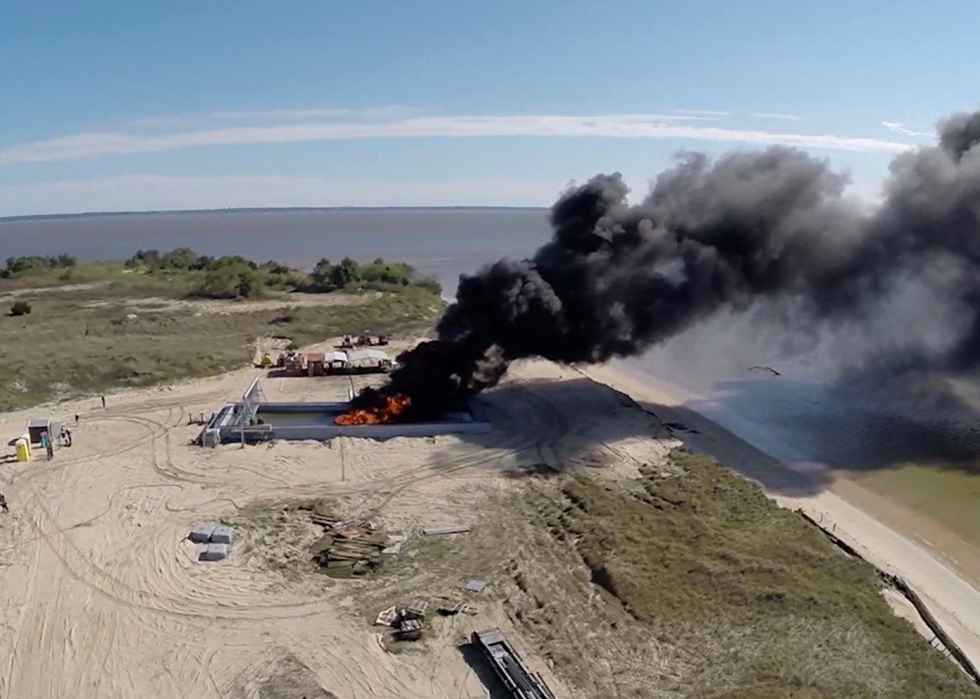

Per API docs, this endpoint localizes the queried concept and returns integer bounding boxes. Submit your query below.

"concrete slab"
[211,526,234,544]
[464,579,487,593]
[189,523,216,543]
[200,543,229,562]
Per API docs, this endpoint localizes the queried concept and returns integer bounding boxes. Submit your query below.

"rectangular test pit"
[209,400,491,444]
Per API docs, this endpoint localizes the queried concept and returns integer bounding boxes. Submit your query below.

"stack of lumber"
[310,512,339,528]
[396,618,423,641]
[310,516,387,577]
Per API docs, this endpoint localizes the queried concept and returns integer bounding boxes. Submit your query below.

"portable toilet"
[15,438,29,462]
[20,433,31,458]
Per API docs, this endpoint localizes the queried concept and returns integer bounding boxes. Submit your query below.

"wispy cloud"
[131,105,421,128]
[0,113,913,166]
[673,109,731,117]
[675,109,802,122]
[881,120,932,138]
[750,112,803,122]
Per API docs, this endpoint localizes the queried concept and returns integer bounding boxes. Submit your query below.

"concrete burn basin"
[218,401,491,443]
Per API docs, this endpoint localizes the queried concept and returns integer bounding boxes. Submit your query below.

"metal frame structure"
[235,378,267,447]
[471,629,557,699]
[195,378,491,446]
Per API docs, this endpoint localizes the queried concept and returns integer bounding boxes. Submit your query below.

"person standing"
[40,432,53,460]
[101,396,106,409]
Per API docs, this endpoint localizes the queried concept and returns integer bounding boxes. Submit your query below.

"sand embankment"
[582,362,980,669]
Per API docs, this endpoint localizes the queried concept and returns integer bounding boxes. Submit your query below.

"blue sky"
[1,0,978,216]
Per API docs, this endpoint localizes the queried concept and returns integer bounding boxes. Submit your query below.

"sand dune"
[583,363,980,668]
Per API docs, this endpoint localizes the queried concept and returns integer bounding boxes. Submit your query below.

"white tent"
[346,348,389,364]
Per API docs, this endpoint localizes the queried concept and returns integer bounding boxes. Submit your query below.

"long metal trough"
[198,400,491,445]
[471,628,557,699]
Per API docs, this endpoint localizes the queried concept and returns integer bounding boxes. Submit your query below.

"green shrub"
[9,300,31,316]
[1,255,75,278]
[189,264,264,300]
[414,275,443,296]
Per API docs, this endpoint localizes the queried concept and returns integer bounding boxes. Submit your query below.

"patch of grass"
[0,285,441,410]
[538,448,979,698]
[0,261,140,291]
[246,654,338,699]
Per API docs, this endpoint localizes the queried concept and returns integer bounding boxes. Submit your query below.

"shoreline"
[579,360,980,667]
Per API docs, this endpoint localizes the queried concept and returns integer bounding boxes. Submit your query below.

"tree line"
[2,254,77,278]
[1,247,441,301]
[129,248,442,299]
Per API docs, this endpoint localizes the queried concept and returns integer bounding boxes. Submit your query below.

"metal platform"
[471,628,557,699]
[196,380,492,445]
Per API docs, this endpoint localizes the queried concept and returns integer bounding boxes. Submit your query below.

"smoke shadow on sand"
[639,371,980,501]
[422,374,684,478]
[691,373,980,479]
[423,370,980,500]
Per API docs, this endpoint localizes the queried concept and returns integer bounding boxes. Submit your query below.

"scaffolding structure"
[235,378,267,446]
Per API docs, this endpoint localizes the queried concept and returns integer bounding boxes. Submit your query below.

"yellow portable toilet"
[20,433,31,458]
[15,438,30,462]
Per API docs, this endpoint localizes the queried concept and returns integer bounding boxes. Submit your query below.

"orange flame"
[335,394,412,426]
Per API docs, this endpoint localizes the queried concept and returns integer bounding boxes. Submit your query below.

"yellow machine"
[15,438,30,462]
[259,353,274,368]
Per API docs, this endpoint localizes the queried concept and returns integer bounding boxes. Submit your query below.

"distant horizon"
[0,207,553,270]
[0,204,549,224]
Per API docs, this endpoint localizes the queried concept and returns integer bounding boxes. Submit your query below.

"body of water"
[0,208,552,296]
[5,207,980,485]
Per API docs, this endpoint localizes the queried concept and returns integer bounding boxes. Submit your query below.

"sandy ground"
[582,363,980,668]
[0,281,109,300]
[83,291,371,315]
[2,343,979,698]
[0,348,669,699]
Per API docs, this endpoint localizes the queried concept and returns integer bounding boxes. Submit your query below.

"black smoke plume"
[354,109,980,420]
